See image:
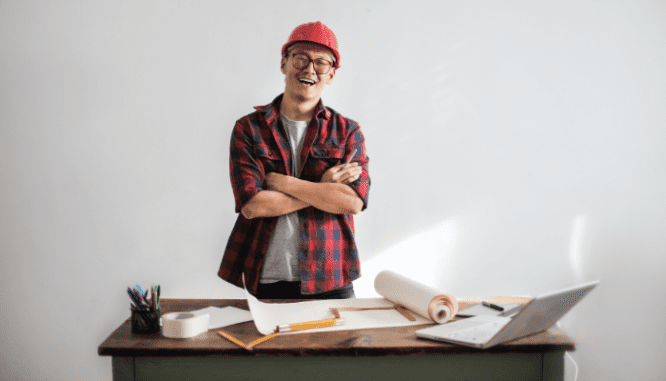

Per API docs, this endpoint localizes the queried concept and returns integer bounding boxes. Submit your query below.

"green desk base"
[113,351,565,381]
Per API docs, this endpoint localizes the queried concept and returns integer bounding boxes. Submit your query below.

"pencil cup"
[131,307,161,334]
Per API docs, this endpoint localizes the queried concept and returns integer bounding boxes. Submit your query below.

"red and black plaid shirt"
[218,94,371,295]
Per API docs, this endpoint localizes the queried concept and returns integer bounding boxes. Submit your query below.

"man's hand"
[263,167,363,215]
[266,172,289,191]
[320,162,362,184]
[267,162,361,190]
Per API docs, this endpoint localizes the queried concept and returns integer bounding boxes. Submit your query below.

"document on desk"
[245,270,459,335]
[191,306,253,329]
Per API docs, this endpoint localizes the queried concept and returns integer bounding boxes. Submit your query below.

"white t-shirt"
[260,114,309,283]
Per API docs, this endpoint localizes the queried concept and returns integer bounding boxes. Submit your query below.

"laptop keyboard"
[444,320,506,343]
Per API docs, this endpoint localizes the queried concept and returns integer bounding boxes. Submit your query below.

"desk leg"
[112,356,135,381]
[542,351,565,381]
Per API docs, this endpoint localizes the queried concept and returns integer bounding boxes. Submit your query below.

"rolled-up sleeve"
[344,122,371,211]
[229,120,264,213]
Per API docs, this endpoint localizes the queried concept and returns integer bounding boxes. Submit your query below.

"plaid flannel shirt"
[218,94,370,295]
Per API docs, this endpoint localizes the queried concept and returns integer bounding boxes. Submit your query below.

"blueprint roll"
[374,270,459,324]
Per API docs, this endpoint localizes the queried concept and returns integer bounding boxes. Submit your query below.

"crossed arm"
[240,163,364,219]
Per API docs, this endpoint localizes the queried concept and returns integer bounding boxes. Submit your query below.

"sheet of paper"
[245,287,432,335]
[191,306,253,330]
[456,303,520,317]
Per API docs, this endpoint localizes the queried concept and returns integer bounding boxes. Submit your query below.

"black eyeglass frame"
[287,53,335,75]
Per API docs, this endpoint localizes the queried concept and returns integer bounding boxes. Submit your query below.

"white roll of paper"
[374,270,459,324]
[161,312,210,339]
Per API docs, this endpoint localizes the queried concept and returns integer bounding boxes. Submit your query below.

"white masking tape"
[161,312,210,339]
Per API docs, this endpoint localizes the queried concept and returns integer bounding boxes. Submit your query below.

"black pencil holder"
[131,307,161,334]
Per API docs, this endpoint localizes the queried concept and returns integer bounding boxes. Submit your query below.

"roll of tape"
[161,312,210,339]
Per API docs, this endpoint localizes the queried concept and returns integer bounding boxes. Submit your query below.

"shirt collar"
[254,94,331,124]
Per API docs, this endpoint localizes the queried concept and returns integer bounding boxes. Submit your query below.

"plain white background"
[1,1,664,380]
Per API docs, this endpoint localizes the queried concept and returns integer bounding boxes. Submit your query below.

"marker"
[499,305,524,317]
[342,148,357,170]
[278,318,345,332]
[132,287,148,306]
[482,301,504,311]
[127,288,146,311]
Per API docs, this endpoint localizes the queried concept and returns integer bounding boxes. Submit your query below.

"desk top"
[98,297,575,357]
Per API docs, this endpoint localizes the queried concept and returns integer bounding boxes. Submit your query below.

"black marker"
[482,301,504,311]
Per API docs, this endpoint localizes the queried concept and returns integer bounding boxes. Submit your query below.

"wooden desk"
[98,297,575,381]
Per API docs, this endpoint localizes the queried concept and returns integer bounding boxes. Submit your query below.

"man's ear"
[325,67,336,84]
[280,57,287,74]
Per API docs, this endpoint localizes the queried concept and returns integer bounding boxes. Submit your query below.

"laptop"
[415,280,599,349]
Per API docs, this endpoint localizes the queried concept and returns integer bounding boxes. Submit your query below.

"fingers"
[339,165,362,184]
[333,162,360,171]
[322,162,362,184]
[343,173,361,184]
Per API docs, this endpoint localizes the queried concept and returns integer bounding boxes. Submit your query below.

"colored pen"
[127,288,146,311]
[482,301,504,311]
[133,287,146,303]
[342,148,357,170]
[278,318,345,332]
[148,288,154,309]
[132,288,150,309]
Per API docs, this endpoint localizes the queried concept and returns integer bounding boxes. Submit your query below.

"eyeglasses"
[289,53,334,74]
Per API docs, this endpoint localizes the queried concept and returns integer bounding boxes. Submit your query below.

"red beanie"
[281,21,340,68]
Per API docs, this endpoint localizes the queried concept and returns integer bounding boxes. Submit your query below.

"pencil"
[278,318,345,332]
[342,148,357,170]
[217,330,249,350]
[246,332,279,349]
[395,305,417,321]
[331,306,416,321]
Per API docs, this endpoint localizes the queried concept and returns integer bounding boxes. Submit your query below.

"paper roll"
[161,312,210,339]
[374,270,459,324]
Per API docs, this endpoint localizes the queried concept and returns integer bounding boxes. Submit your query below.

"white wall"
[1,1,664,380]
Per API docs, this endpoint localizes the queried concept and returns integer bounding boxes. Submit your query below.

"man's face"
[281,42,336,102]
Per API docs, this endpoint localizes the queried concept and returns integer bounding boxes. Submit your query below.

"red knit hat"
[281,21,340,68]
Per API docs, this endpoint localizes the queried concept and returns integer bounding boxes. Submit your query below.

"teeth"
[299,79,315,85]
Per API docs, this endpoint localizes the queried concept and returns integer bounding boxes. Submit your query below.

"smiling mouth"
[298,78,316,86]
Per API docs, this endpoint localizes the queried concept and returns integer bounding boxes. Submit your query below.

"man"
[218,21,370,299]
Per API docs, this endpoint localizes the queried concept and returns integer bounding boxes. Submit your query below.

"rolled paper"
[374,270,459,324]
